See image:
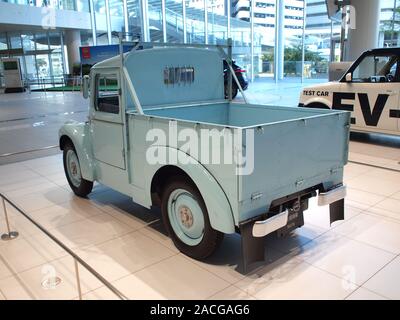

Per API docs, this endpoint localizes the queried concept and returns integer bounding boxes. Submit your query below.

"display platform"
[0,143,399,300]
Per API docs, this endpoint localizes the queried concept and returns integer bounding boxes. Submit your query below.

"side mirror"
[345,73,352,82]
[82,75,90,99]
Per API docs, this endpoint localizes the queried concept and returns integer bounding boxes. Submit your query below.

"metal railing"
[25,76,83,93]
[0,192,129,300]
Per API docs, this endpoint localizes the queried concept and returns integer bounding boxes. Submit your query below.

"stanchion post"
[74,259,83,300]
[1,197,19,241]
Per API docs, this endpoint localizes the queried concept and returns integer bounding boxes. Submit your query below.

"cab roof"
[91,47,225,109]
[363,47,400,56]
[91,54,123,69]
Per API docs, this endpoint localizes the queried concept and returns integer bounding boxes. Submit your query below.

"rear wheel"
[224,83,238,100]
[231,85,238,99]
[63,142,93,197]
[161,178,223,259]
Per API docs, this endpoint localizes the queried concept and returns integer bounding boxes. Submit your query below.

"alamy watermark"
[145,124,255,176]
[342,265,357,291]
[41,264,61,290]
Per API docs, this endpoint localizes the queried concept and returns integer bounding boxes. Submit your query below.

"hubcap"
[66,149,81,188]
[179,206,194,228]
[167,189,205,246]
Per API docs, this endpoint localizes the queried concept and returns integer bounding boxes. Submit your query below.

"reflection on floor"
[0,140,399,300]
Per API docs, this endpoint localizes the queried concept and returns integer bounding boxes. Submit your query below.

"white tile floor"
[0,140,399,300]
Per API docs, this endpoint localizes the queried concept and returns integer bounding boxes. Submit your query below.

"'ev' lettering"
[358,93,388,126]
[332,92,392,126]
[332,92,355,112]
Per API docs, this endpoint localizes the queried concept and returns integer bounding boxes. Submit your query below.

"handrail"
[0,192,129,300]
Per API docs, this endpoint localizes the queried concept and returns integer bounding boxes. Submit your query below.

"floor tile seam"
[0,249,70,283]
[348,253,400,300]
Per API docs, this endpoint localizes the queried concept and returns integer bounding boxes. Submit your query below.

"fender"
[59,121,95,182]
[145,147,236,234]
[304,96,332,109]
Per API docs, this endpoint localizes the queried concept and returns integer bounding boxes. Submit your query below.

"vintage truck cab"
[59,41,350,272]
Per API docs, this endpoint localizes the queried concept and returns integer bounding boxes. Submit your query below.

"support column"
[346,0,381,61]
[183,0,187,43]
[89,0,97,45]
[64,29,81,75]
[161,0,167,42]
[140,0,150,42]
[301,1,306,82]
[274,0,284,81]
[204,0,208,44]
[105,0,112,44]
[123,0,129,34]
[226,0,231,39]
[250,0,254,81]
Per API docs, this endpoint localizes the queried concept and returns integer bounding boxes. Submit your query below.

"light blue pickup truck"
[59,41,350,272]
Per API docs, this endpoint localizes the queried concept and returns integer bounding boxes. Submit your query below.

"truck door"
[90,72,126,169]
[338,53,400,134]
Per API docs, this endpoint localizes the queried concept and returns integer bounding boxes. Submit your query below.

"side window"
[352,54,399,83]
[95,74,120,114]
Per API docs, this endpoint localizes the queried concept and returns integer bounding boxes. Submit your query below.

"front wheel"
[161,178,223,260]
[63,143,93,197]
[305,102,330,110]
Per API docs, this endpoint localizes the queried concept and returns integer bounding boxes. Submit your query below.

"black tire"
[231,85,238,99]
[63,142,93,197]
[224,83,238,100]
[161,177,224,260]
[305,102,330,110]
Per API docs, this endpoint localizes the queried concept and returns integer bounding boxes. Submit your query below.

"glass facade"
[2,0,400,88]
[0,31,66,87]
[379,0,400,47]
[0,0,90,11]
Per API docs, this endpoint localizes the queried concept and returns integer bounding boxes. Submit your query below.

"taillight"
[236,69,246,73]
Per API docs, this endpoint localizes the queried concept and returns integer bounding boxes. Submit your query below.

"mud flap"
[330,198,345,225]
[239,221,265,274]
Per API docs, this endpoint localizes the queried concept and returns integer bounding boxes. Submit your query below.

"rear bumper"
[238,184,346,273]
[318,185,347,206]
[251,185,346,238]
[252,210,288,237]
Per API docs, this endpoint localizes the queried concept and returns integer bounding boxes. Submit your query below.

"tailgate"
[238,111,350,222]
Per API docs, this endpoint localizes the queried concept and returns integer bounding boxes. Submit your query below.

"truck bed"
[128,102,350,224]
[143,102,340,128]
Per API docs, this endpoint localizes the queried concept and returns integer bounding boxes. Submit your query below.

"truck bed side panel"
[238,112,350,222]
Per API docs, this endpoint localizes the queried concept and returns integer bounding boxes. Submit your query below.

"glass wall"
[109,0,125,43]
[0,33,7,50]
[94,0,108,42]
[148,0,164,42]
[166,0,184,42]
[49,31,65,81]
[282,0,304,78]
[80,30,95,46]
[0,0,90,11]
[251,1,276,79]
[127,0,142,39]
[5,0,400,87]
[0,31,66,87]
[24,55,38,81]
[380,0,400,47]
[185,0,206,44]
